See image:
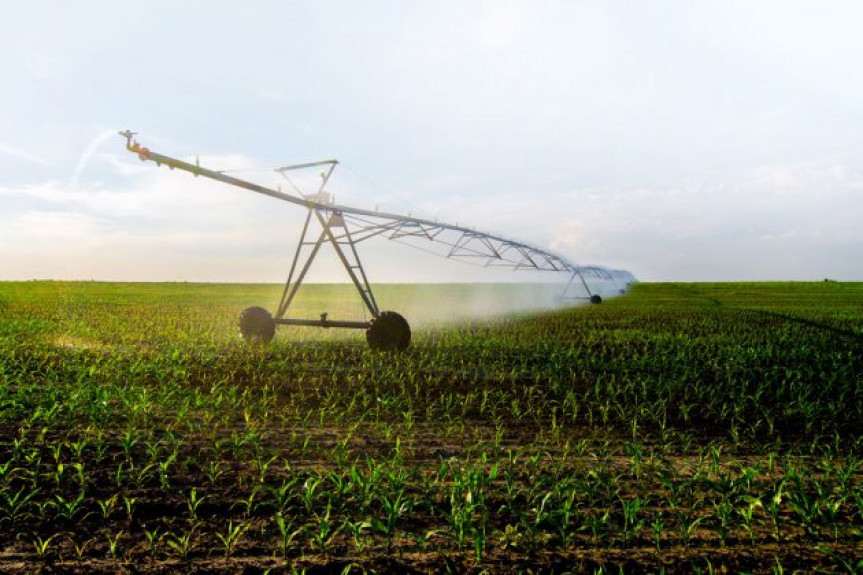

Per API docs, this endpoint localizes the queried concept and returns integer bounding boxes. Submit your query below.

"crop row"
[0,425,860,565]
[0,281,860,571]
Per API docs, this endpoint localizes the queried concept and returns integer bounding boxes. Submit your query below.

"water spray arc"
[120,131,611,350]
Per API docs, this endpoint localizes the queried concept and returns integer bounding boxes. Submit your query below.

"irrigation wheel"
[366,311,411,351]
[238,306,276,343]
[590,294,603,304]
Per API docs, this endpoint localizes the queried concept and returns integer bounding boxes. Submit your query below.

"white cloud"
[1,152,270,219]
[0,142,49,166]
[473,2,529,50]
[2,2,863,282]
[540,159,863,280]
[0,150,310,280]
[10,211,105,242]
[24,50,64,81]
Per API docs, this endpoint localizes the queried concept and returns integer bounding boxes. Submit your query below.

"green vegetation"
[0,281,860,572]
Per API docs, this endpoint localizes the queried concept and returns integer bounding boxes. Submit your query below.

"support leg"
[314,210,379,317]
[276,209,314,318]
[276,224,328,319]
[560,269,600,303]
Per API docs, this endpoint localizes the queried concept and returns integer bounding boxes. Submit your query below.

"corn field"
[0,281,860,573]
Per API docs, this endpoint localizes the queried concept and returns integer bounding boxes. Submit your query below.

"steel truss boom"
[119,131,608,279]
[119,131,609,346]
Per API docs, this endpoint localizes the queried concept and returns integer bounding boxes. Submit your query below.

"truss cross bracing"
[119,131,616,348]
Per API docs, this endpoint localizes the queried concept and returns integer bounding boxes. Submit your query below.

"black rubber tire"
[590,294,603,304]
[238,306,276,343]
[366,311,411,352]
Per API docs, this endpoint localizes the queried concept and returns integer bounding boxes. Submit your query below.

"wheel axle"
[238,307,411,351]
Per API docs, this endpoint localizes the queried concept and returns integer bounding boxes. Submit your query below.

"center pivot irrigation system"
[120,131,614,351]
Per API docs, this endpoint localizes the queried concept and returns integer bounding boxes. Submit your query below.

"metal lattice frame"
[119,131,613,329]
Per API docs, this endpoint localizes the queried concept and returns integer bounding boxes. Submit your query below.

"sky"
[1,1,861,283]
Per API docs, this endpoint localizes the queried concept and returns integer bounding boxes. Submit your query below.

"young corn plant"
[274,512,303,559]
[104,529,126,561]
[551,488,579,549]
[123,495,137,524]
[305,505,342,553]
[713,500,733,546]
[373,489,411,552]
[2,486,39,521]
[165,526,197,560]
[97,493,118,520]
[765,479,787,542]
[215,520,248,558]
[143,526,162,558]
[52,491,87,523]
[299,476,323,515]
[342,518,372,551]
[158,449,178,489]
[68,535,95,561]
[185,488,208,521]
[522,491,553,550]
[650,512,665,550]
[267,477,300,516]
[255,454,278,484]
[31,533,61,561]
[736,496,763,545]
[235,485,264,518]
[787,485,821,537]
[205,460,225,485]
[619,495,645,547]
[676,508,707,547]
[440,487,478,551]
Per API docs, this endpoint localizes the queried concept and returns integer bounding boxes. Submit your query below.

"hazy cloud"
[1,1,862,282]
[0,142,49,166]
